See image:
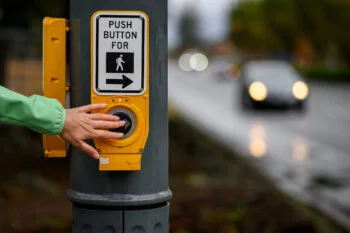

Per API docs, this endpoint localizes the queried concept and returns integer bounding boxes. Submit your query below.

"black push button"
[111,112,132,135]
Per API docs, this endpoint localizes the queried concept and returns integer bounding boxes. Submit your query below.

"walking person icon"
[106,52,134,74]
[116,54,125,71]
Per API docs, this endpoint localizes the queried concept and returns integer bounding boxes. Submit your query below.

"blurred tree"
[231,0,350,66]
[0,0,68,86]
[294,37,314,67]
[0,1,31,86]
[294,0,350,65]
[294,0,331,60]
[262,0,298,51]
[230,0,282,53]
[322,0,350,66]
[178,6,200,50]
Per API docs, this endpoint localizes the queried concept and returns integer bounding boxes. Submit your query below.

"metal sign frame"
[91,11,148,95]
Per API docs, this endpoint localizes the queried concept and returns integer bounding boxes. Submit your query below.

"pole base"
[72,203,169,233]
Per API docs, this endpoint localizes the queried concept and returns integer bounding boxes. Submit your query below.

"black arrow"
[106,75,133,88]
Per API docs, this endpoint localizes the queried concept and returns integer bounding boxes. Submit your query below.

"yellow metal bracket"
[42,17,69,158]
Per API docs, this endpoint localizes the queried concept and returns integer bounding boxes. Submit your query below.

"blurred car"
[239,60,309,110]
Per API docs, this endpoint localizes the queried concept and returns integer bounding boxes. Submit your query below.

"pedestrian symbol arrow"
[106,75,133,88]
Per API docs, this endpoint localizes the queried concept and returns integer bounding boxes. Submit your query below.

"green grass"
[296,66,350,82]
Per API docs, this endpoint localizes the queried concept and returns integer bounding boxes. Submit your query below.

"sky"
[168,0,237,49]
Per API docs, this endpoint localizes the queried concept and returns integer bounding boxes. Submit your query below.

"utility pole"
[66,0,170,232]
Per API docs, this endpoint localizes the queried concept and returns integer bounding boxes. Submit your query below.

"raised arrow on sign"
[106,75,133,88]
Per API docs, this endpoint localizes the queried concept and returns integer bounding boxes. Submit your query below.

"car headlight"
[292,81,308,100]
[249,81,268,101]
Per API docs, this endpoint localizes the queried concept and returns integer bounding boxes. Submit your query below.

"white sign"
[92,11,148,95]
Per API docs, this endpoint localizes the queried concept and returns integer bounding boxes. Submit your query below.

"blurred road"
[168,60,350,229]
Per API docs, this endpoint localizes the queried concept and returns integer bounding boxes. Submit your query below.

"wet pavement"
[168,61,350,230]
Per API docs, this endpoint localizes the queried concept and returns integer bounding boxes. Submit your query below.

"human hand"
[59,103,125,159]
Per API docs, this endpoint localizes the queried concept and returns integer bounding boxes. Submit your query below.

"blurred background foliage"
[0,0,67,28]
[231,0,350,69]
[0,0,68,86]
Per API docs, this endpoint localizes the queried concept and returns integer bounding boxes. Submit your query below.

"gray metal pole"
[67,0,171,232]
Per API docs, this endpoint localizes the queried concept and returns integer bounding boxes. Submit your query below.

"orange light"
[118,98,122,102]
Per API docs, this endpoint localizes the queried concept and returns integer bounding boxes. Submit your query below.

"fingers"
[78,140,100,159]
[91,130,124,139]
[90,113,119,121]
[91,120,125,130]
[78,103,107,113]
[59,133,99,159]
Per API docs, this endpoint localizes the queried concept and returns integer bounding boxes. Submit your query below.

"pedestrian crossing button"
[109,108,136,139]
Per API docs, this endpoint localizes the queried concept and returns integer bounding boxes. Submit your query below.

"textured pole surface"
[68,0,170,232]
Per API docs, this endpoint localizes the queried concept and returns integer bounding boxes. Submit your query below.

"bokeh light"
[178,53,193,72]
[293,137,309,162]
[293,81,309,100]
[249,123,266,158]
[250,138,266,158]
[249,81,268,101]
[190,53,209,71]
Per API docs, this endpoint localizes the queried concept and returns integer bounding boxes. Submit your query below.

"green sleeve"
[0,86,66,136]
